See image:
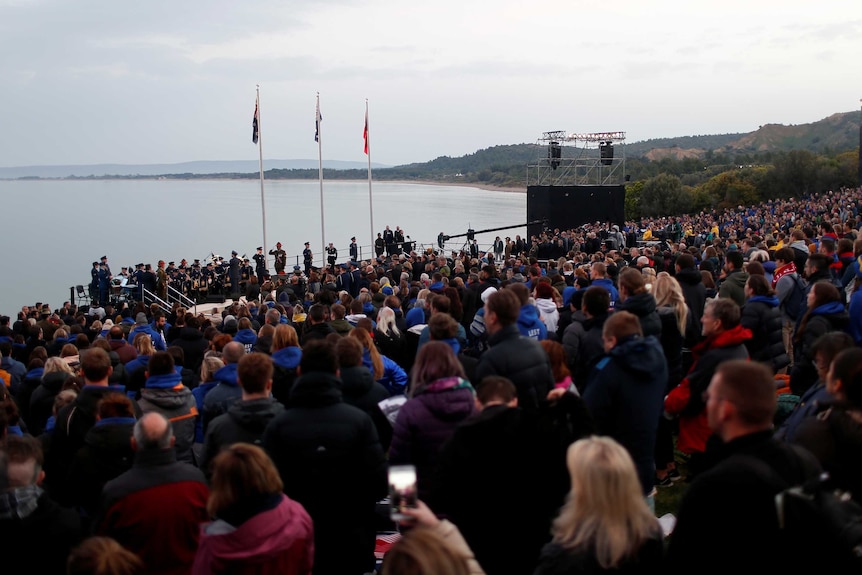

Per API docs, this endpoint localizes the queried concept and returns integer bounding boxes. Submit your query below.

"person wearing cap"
[228,251,241,299]
[325,242,338,275]
[254,246,267,280]
[269,243,286,275]
[349,236,358,262]
[302,242,313,276]
[100,255,112,278]
[240,257,253,295]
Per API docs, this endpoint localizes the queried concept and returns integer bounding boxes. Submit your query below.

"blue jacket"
[591,278,619,307]
[405,307,426,329]
[362,350,408,396]
[126,324,166,351]
[202,364,242,435]
[272,346,302,369]
[849,290,862,346]
[233,329,257,353]
[517,304,547,341]
[584,335,668,496]
[1,355,26,395]
[192,381,218,443]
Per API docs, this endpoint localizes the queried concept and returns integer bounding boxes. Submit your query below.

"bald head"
[222,341,245,364]
[132,412,174,451]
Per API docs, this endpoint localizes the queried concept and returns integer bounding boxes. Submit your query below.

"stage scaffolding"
[527,130,627,187]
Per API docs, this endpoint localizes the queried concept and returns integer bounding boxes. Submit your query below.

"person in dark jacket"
[561,286,610,393]
[335,336,392,451]
[616,267,662,339]
[137,351,197,464]
[790,281,850,395]
[434,376,594,575]
[96,413,209,575]
[299,303,335,345]
[201,341,244,435]
[388,341,477,502]
[64,392,136,525]
[107,325,138,365]
[262,339,388,575]
[0,436,83,575]
[741,274,790,373]
[717,250,749,308]
[172,315,209,375]
[199,352,285,477]
[475,288,554,410]
[674,253,707,344]
[666,360,841,573]
[583,311,669,498]
[28,357,73,436]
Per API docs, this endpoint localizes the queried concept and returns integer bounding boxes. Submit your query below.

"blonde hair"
[652,272,688,335]
[44,356,75,375]
[376,306,400,338]
[200,355,225,383]
[381,526,471,575]
[132,333,155,356]
[551,436,659,569]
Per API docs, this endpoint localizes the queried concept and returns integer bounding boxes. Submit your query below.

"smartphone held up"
[388,465,418,522]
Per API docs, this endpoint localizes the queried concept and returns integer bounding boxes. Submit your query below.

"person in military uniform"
[98,262,111,305]
[240,257,253,295]
[90,261,100,303]
[269,242,286,275]
[326,242,338,274]
[156,260,168,300]
[383,225,395,257]
[393,226,405,256]
[253,246,267,281]
[189,261,202,301]
[303,242,313,276]
[349,236,359,262]
[375,233,386,259]
[228,251,241,299]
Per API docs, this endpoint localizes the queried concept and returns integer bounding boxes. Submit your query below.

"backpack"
[780,274,807,321]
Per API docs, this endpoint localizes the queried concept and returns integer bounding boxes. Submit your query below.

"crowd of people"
[2,185,862,574]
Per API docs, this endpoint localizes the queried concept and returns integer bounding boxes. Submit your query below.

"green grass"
[654,450,691,518]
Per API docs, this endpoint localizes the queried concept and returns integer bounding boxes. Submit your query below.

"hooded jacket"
[388,377,477,501]
[200,397,285,475]
[361,349,408,396]
[232,328,258,354]
[126,324,167,351]
[516,303,548,340]
[138,372,197,464]
[790,301,851,394]
[202,364,242,434]
[534,297,560,334]
[718,269,749,308]
[741,295,790,372]
[271,346,302,406]
[616,291,662,339]
[665,324,751,454]
[192,494,314,575]
[584,335,669,495]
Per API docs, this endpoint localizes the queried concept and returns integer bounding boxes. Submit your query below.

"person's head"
[3,435,45,487]
[540,340,570,384]
[552,436,656,569]
[601,311,642,352]
[617,267,646,300]
[706,360,776,440]
[725,250,744,272]
[581,286,611,317]
[237,352,273,396]
[44,356,75,376]
[744,274,773,298]
[506,282,530,306]
[308,303,327,324]
[132,333,155,357]
[376,306,400,336]
[67,536,144,575]
[811,331,855,384]
[271,323,300,353]
[221,341,245,365]
[96,393,135,420]
[806,280,842,311]
[484,288,520,333]
[331,303,347,320]
[774,247,795,266]
[131,412,174,452]
[207,443,283,519]
[804,253,832,279]
[826,348,862,406]
[701,298,740,337]
[675,253,695,271]
[200,355,225,383]
[143,351,174,378]
[427,313,458,341]
[335,335,364,368]
[381,524,472,575]
[80,347,113,384]
[410,341,465,395]
[298,339,338,375]
[475,376,517,409]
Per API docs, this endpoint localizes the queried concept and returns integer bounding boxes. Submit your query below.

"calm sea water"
[0,179,527,316]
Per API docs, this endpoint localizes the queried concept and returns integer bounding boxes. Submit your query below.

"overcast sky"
[1,0,859,168]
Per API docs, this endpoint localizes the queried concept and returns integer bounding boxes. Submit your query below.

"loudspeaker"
[600,142,614,166]
[549,142,562,169]
[205,294,226,303]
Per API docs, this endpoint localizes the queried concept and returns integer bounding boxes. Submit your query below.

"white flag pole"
[317,92,325,272]
[366,99,374,254]
[256,85,268,272]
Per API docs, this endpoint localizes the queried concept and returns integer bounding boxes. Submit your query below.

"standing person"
[666,360,834,573]
[96,413,210,575]
[201,342,245,435]
[663,298,751,479]
[137,351,197,464]
[326,242,338,275]
[269,243,286,275]
[583,311,668,501]
[383,225,395,258]
[534,437,665,575]
[262,339,388,575]
[253,246,268,282]
[90,261,100,304]
[474,288,554,410]
[375,233,386,259]
[302,242,313,276]
[349,236,359,262]
[493,236,504,261]
[156,260,168,301]
[192,443,314,575]
[228,251,241,299]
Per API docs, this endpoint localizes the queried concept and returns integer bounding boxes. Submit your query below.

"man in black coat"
[262,339,387,575]
[666,360,835,573]
[474,288,554,410]
[674,252,707,344]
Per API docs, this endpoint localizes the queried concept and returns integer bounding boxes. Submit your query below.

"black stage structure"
[526,131,627,239]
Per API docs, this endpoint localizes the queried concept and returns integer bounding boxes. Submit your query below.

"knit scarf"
[772,261,797,289]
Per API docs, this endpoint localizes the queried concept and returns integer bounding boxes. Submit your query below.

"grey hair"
[133,413,174,450]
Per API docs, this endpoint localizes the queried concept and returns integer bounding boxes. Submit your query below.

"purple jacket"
[388,377,477,500]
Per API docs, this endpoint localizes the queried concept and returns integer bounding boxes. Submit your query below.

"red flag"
[363,110,369,155]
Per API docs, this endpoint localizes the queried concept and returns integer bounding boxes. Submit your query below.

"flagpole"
[256,85,269,272]
[366,99,374,254]
[316,92,325,272]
